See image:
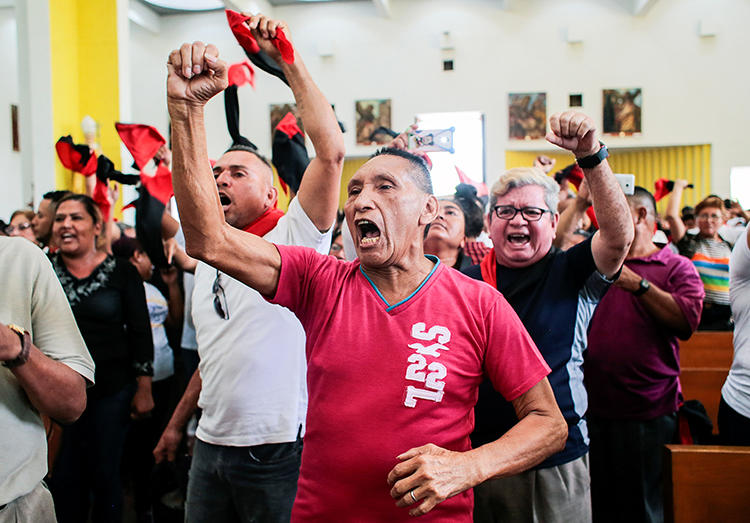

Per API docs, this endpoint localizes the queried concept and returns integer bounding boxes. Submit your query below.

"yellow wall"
[505,145,711,213]
[49,0,121,214]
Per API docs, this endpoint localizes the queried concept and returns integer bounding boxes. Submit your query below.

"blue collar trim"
[359,255,440,312]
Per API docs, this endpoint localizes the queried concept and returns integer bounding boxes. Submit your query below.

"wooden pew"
[679,332,733,435]
[679,331,733,368]
[664,444,750,523]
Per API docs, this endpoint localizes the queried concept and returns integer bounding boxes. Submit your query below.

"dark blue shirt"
[464,237,612,468]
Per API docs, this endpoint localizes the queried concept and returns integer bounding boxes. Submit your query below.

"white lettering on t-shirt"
[404,323,451,408]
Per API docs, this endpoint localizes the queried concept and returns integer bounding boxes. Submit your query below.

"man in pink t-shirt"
[166,40,567,520]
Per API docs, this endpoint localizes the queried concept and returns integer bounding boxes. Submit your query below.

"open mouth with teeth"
[356,219,381,247]
[60,232,76,242]
[507,233,530,245]
[219,193,231,208]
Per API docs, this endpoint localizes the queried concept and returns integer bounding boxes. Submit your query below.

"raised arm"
[247,15,345,231]
[665,179,690,243]
[387,378,566,516]
[547,112,633,278]
[167,42,281,297]
[554,179,591,250]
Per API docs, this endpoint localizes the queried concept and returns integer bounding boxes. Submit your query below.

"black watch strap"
[3,325,31,368]
[633,278,650,297]
[576,142,609,169]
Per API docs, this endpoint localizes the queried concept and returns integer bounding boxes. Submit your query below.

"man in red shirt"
[166,29,567,520]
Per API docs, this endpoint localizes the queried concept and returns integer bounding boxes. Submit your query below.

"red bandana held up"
[55,136,98,176]
[226,10,295,64]
[455,165,488,197]
[276,112,303,139]
[228,61,255,88]
[242,207,285,237]
[115,123,166,170]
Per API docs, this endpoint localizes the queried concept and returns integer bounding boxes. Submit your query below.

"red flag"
[226,10,295,64]
[455,165,488,197]
[228,61,255,88]
[115,123,166,170]
[55,136,97,176]
[654,178,672,202]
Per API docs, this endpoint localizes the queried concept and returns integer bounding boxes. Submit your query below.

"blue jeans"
[186,436,303,523]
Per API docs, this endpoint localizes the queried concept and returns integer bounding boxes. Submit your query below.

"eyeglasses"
[212,270,230,320]
[492,206,551,222]
[697,213,722,221]
[5,222,32,235]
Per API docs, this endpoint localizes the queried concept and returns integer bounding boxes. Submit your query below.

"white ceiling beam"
[631,0,658,16]
[617,0,658,16]
[223,0,274,15]
[0,0,15,7]
[128,0,160,33]
[372,0,391,18]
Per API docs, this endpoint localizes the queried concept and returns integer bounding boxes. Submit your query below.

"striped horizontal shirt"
[676,233,732,305]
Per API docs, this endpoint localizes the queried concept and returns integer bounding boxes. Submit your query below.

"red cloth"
[566,164,584,190]
[654,178,672,202]
[242,207,284,237]
[455,165,488,197]
[226,10,295,64]
[480,247,497,287]
[586,206,599,230]
[141,163,173,206]
[269,245,549,521]
[115,123,166,170]
[276,112,303,139]
[55,136,97,176]
[92,178,111,221]
[228,61,255,88]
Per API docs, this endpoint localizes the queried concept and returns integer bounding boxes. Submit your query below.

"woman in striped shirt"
[667,182,733,330]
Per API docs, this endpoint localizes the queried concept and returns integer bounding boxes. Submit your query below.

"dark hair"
[223,144,272,169]
[629,186,657,217]
[43,190,73,204]
[112,235,143,259]
[56,193,103,225]
[370,147,433,195]
[453,184,485,238]
[681,205,695,220]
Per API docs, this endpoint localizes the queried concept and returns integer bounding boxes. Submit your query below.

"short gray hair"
[489,167,560,214]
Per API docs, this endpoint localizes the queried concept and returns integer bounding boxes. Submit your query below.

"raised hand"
[546,111,600,159]
[245,14,292,63]
[167,42,228,106]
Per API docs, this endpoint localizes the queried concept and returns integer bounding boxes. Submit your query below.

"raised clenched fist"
[167,42,228,107]
[546,111,600,159]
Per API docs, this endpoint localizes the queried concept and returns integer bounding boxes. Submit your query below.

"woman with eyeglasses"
[666,181,734,330]
[7,209,38,245]
[45,194,154,523]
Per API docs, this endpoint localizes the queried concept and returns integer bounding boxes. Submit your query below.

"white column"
[15,0,54,209]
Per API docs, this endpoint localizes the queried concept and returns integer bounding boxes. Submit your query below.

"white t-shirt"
[144,282,174,382]
[193,197,332,446]
[0,238,95,504]
[722,225,750,417]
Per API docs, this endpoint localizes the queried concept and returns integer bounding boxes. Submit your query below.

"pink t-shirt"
[271,246,550,522]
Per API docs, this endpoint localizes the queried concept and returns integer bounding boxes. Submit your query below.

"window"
[415,111,485,197]
[730,166,750,208]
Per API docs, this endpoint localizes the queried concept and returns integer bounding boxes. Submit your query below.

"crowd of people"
[2,12,750,523]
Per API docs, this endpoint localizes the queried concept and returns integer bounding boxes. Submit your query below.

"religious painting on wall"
[270,103,303,136]
[603,88,642,134]
[355,99,392,145]
[508,92,547,140]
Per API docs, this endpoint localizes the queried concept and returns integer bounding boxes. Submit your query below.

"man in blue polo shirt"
[464,112,633,522]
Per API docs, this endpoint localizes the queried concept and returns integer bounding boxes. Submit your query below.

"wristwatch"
[633,278,650,297]
[3,324,31,368]
[576,142,609,169]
